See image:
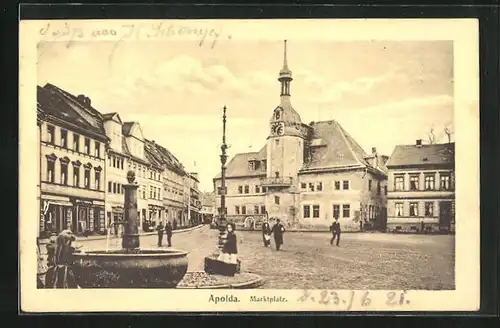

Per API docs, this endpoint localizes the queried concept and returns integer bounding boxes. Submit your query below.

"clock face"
[271,122,284,136]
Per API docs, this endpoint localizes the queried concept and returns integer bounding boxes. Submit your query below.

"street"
[74,226,455,290]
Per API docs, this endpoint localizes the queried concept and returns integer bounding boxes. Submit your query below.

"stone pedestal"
[122,182,140,250]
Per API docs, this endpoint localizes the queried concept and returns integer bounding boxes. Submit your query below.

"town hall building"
[213,41,389,231]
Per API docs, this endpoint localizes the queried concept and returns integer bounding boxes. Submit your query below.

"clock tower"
[264,40,306,224]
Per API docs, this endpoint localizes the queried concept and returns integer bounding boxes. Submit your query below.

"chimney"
[371,147,377,154]
[416,139,422,147]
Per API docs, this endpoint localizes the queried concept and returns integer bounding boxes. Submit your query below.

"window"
[254,205,259,214]
[84,168,90,189]
[150,186,153,198]
[244,185,249,194]
[395,203,403,216]
[242,206,246,215]
[84,138,91,154]
[333,205,340,218]
[342,204,350,218]
[108,181,112,193]
[313,205,320,218]
[303,205,311,218]
[309,183,315,192]
[60,162,68,185]
[113,157,116,168]
[424,175,435,190]
[235,206,240,215]
[261,205,266,214]
[238,186,243,194]
[94,142,100,157]
[262,187,267,193]
[384,186,388,195]
[440,174,451,190]
[47,158,55,183]
[121,158,124,169]
[275,139,279,145]
[377,182,381,195]
[95,171,101,190]
[394,176,404,191]
[301,183,306,189]
[275,196,280,205]
[343,180,349,190]
[142,188,146,199]
[47,125,55,144]
[113,183,117,194]
[60,129,68,148]
[409,202,418,217]
[368,180,372,190]
[317,182,323,191]
[425,202,434,217]
[334,181,340,190]
[71,134,80,152]
[255,185,260,193]
[248,161,255,171]
[153,188,156,200]
[409,175,419,190]
[73,166,80,187]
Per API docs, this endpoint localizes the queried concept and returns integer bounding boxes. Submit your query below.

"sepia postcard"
[19,18,480,312]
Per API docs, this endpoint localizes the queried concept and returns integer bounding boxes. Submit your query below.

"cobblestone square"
[75,226,455,290]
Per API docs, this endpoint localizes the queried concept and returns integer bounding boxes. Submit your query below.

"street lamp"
[218,105,228,248]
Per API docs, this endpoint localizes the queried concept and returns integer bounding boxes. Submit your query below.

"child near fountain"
[219,223,238,265]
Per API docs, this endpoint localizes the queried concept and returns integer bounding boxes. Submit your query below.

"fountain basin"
[72,249,189,288]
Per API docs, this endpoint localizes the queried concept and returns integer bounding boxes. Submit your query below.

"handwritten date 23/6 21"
[297,290,409,309]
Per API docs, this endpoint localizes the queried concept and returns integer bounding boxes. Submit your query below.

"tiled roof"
[214,119,388,180]
[214,145,267,179]
[37,85,107,140]
[144,139,165,169]
[146,140,187,176]
[386,142,455,167]
[103,112,122,123]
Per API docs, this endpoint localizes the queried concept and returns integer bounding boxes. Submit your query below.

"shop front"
[40,195,73,237]
[72,198,105,236]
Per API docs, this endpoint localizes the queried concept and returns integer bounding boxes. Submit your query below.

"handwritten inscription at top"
[38,22,226,49]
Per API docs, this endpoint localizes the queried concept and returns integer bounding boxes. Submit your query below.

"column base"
[122,234,140,249]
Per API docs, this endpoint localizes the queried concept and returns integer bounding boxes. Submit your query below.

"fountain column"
[218,105,228,249]
[122,170,140,250]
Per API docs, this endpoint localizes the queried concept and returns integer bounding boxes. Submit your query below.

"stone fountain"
[71,171,189,288]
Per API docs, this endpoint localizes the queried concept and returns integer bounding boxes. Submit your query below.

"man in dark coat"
[156,221,164,247]
[330,217,341,246]
[165,221,173,247]
[271,219,285,251]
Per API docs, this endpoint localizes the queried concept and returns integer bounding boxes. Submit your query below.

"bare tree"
[444,126,453,143]
[427,127,436,144]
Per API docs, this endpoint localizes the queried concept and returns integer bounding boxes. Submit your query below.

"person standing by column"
[165,221,173,247]
[156,221,164,247]
[271,219,285,251]
[330,216,341,246]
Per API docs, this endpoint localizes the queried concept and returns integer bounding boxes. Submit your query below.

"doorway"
[439,201,452,231]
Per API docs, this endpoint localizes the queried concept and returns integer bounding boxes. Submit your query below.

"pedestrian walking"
[262,222,271,247]
[156,221,164,247]
[330,216,341,246]
[165,221,173,247]
[271,218,285,251]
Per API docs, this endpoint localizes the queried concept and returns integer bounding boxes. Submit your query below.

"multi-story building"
[186,173,202,226]
[37,84,108,236]
[200,192,216,224]
[213,41,388,231]
[144,139,166,227]
[385,140,455,233]
[102,112,129,233]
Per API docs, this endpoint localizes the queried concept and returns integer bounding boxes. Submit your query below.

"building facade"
[386,140,455,233]
[213,41,388,231]
[38,84,108,236]
[186,173,202,226]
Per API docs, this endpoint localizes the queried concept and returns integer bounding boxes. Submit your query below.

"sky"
[37,39,454,192]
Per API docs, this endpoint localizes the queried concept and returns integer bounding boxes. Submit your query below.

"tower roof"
[278,40,293,80]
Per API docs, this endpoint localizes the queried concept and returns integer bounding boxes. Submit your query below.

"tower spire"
[278,40,293,97]
[283,40,288,69]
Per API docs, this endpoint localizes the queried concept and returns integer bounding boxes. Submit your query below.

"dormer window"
[248,161,255,171]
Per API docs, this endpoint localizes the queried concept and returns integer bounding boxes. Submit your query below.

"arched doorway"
[244,216,255,230]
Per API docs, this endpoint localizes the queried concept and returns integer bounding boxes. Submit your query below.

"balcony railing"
[260,176,293,187]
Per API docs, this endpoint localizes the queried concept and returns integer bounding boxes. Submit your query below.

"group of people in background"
[156,221,173,247]
[261,219,286,250]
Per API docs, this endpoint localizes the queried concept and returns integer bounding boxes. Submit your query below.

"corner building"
[213,41,388,231]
